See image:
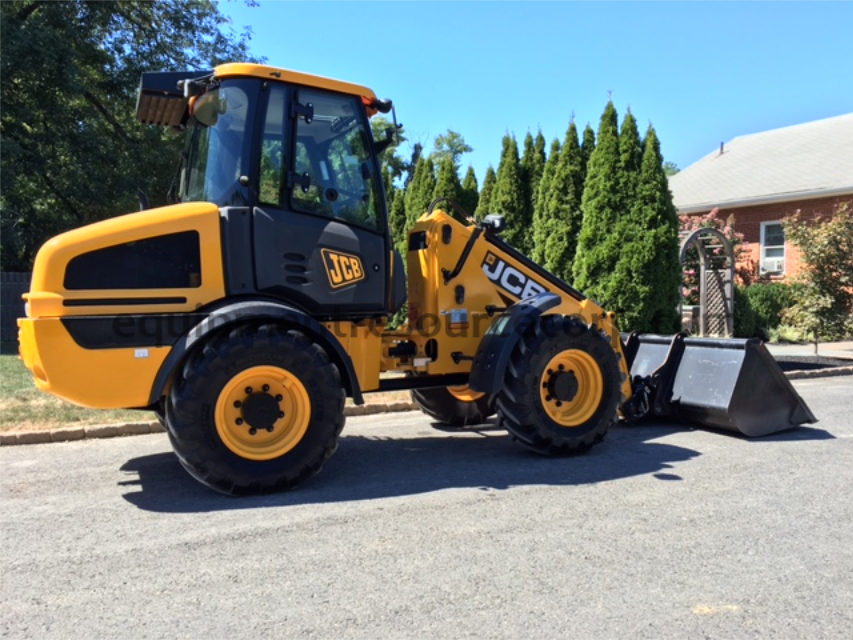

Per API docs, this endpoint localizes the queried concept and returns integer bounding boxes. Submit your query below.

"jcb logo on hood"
[321,249,365,289]
[482,252,548,299]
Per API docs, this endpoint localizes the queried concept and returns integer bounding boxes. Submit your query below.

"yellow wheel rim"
[448,384,486,403]
[214,365,311,461]
[539,350,603,427]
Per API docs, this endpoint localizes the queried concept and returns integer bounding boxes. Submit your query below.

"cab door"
[252,84,389,318]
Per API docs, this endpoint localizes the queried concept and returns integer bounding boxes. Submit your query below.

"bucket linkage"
[620,333,817,437]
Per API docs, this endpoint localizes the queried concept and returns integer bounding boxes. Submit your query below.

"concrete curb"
[784,365,853,380]
[2,368,852,447]
[0,402,421,447]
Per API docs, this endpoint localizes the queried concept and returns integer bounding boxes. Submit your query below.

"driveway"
[1,377,850,639]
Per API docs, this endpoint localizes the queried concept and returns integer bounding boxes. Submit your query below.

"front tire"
[166,323,345,495]
[496,315,622,455]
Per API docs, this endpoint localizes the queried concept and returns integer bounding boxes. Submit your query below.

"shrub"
[733,285,758,338]
[743,282,795,340]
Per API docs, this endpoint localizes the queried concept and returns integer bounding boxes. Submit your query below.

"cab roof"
[214,63,377,100]
[136,63,377,127]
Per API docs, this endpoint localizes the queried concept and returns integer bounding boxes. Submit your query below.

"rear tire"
[166,323,345,495]
[411,385,495,427]
[496,315,622,455]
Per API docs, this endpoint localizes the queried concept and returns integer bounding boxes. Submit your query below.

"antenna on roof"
[720,142,724,155]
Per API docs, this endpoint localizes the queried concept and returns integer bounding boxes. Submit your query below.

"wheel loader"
[17,63,816,495]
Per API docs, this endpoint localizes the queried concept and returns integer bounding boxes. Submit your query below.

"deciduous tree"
[1,0,258,270]
[782,204,853,348]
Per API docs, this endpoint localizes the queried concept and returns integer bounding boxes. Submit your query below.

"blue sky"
[219,1,852,184]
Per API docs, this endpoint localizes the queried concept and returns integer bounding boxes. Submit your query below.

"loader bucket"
[624,334,817,437]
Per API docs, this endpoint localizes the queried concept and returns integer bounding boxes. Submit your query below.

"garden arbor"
[680,228,735,337]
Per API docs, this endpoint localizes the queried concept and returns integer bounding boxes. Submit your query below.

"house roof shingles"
[668,113,853,213]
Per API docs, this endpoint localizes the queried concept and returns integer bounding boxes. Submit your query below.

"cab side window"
[259,85,287,207]
[291,89,380,231]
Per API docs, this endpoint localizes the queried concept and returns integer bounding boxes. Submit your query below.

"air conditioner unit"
[760,258,785,274]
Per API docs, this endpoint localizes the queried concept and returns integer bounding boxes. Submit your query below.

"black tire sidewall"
[526,327,621,439]
[168,325,344,494]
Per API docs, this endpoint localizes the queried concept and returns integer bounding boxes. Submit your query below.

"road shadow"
[120,422,700,513]
[745,425,836,442]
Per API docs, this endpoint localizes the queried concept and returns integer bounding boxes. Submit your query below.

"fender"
[467,292,561,394]
[148,300,364,406]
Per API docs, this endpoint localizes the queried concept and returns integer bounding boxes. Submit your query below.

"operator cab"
[136,64,405,319]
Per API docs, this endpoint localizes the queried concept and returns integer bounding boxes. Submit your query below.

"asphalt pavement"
[1,376,851,639]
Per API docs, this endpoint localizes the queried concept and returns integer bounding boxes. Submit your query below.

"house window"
[760,221,785,274]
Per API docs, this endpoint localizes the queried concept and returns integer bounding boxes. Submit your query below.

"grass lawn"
[1,344,411,433]
[0,350,152,432]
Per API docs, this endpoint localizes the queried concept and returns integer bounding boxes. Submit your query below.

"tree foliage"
[572,101,624,304]
[475,165,497,220]
[531,138,562,264]
[431,129,472,169]
[541,121,584,282]
[389,188,407,253]
[459,166,479,219]
[782,204,853,344]
[580,123,596,180]
[618,110,643,200]
[608,125,681,332]
[432,156,464,220]
[404,156,436,228]
[492,134,528,253]
[1,0,259,270]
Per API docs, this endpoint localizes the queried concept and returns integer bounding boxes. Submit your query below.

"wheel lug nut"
[556,401,563,407]
[233,400,242,408]
[249,428,257,436]
[266,426,274,433]
[547,369,553,375]
[545,395,552,402]
[276,395,283,402]
[279,411,285,418]
[245,387,253,395]
[236,418,243,425]
[262,384,270,392]
[558,364,565,371]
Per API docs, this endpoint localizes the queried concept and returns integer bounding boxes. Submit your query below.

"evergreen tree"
[521,130,547,224]
[389,188,408,254]
[531,137,562,264]
[619,109,643,201]
[432,156,464,220]
[608,125,681,332]
[572,101,625,307]
[542,121,585,281]
[381,165,394,200]
[460,166,479,219]
[520,132,537,236]
[492,134,529,253]
[404,156,436,228]
[475,165,497,219]
[581,123,596,180]
[403,143,423,189]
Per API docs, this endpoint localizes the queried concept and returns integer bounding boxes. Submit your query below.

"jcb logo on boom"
[321,249,365,289]
[482,252,548,299]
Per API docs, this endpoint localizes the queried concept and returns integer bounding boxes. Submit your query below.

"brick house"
[668,113,853,279]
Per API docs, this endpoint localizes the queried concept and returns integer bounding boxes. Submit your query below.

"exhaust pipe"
[622,334,817,437]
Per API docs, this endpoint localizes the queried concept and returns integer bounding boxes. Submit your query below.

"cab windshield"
[181,81,252,206]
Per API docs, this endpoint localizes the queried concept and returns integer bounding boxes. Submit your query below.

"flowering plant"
[680,208,756,305]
